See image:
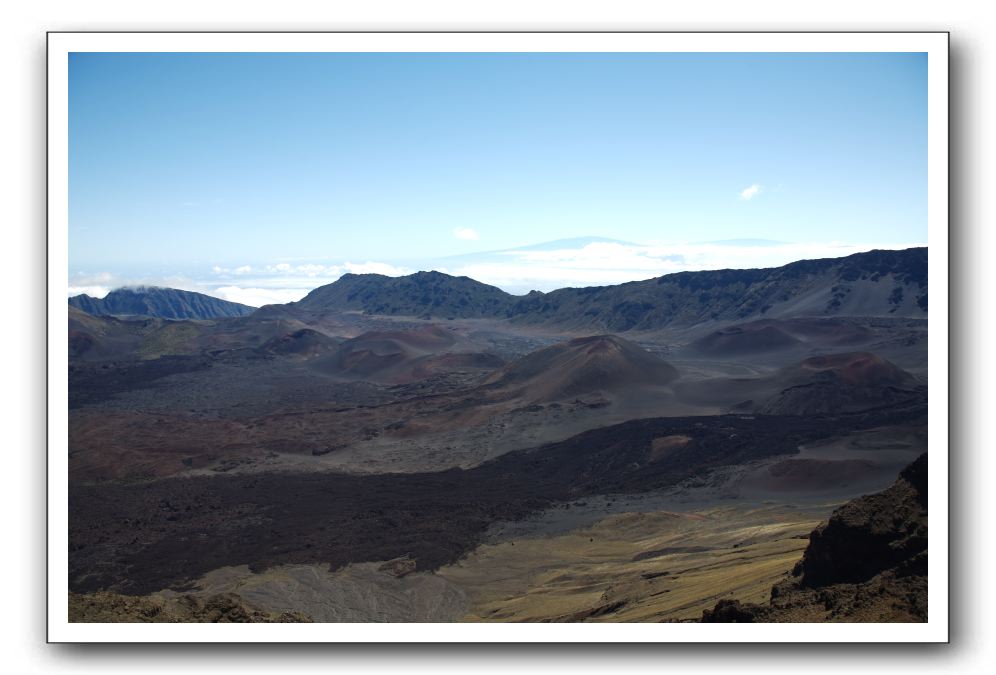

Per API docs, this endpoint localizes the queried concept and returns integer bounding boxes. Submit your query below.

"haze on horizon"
[69,52,927,306]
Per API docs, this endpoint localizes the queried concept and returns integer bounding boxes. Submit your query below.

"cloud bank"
[206,261,411,306]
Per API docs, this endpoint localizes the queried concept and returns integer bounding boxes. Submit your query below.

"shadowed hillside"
[676,350,923,416]
[758,352,922,415]
[70,287,254,320]
[483,335,679,402]
[687,323,803,356]
[291,270,514,319]
[508,247,927,330]
[307,325,501,385]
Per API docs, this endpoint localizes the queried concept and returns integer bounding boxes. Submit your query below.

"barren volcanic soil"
[67,285,929,622]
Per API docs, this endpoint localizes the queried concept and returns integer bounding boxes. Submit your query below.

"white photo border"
[47,31,949,643]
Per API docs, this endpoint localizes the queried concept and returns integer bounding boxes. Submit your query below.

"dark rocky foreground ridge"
[69,286,255,320]
[701,453,928,623]
[273,247,927,330]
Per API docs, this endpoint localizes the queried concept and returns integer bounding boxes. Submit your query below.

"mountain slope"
[758,352,923,415]
[271,248,927,329]
[69,287,254,320]
[508,247,927,330]
[482,334,679,402]
[291,270,514,319]
[686,322,804,356]
[314,325,478,384]
[676,351,924,415]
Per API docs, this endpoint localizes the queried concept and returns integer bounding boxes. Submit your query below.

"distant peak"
[67,285,254,320]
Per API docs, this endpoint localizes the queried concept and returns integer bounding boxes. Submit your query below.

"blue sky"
[69,52,927,304]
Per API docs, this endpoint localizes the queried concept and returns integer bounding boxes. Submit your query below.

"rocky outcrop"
[799,453,927,586]
[701,599,767,623]
[68,591,312,623]
[702,454,928,623]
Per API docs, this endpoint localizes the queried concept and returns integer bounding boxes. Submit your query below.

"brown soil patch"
[647,435,692,462]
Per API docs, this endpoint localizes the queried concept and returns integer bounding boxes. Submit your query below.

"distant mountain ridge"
[277,247,927,330]
[291,270,512,319]
[69,287,254,320]
[510,247,927,330]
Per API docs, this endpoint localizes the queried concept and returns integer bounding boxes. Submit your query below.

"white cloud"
[68,271,126,298]
[453,227,480,241]
[67,271,213,300]
[203,259,411,305]
[740,184,762,200]
[212,286,309,307]
[291,264,327,277]
[67,285,110,298]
